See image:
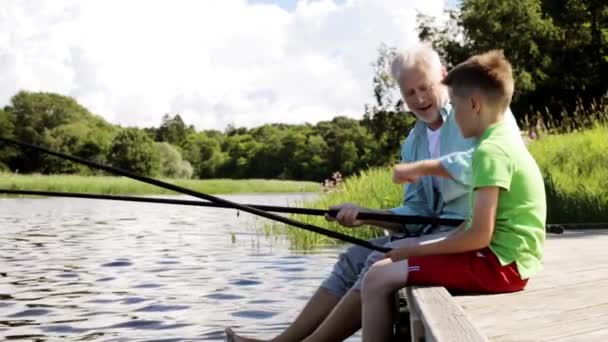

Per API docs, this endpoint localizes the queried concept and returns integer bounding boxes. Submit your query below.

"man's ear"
[441,66,448,79]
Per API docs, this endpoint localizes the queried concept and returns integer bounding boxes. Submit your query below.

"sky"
[1,0,451,131]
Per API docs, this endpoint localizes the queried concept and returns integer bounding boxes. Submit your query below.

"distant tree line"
[0,91,414,180]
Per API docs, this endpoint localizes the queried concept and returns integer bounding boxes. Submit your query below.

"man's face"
[398,63,445,125]
[449,88,477,138]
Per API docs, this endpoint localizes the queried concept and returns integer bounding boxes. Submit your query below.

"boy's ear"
[469,93,482,114]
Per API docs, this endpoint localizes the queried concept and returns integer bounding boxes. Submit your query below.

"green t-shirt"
[468,121,546,279]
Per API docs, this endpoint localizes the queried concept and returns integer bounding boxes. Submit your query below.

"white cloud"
[0,0,446,130]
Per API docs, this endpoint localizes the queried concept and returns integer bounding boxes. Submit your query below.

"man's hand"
[384,246,412,262]
[325,203,366,227]
[393,161,425,184]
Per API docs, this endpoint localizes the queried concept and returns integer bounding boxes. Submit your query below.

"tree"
[156,113,188,145]
[154,142,193,179]
[181,132,226,178]
[108,128,160,176]
[3,91,116,173]
[417,0,607,120]
[0,109,16,171]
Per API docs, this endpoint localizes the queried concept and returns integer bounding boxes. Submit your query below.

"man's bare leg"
[226,286,340,342]
[301,289,362,342]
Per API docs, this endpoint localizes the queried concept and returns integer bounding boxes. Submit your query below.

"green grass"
[528,124,608,223]
[263,167,402,249]
[0,173,321,195]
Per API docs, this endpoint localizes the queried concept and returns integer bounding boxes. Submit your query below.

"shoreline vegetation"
[0,174,320,195]
[264,123,608,250]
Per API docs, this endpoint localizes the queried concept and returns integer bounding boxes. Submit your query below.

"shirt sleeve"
[439,148,474,186]
[472,143,513,191]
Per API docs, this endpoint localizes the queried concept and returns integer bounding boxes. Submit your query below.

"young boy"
[360,50,547,342]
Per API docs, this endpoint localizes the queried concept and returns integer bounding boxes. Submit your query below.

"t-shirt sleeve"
[472,143,513,191]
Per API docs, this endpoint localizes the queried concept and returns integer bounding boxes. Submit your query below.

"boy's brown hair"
[442,50,514,112]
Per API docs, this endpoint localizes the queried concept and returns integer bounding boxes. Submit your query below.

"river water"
[0,193,360,341]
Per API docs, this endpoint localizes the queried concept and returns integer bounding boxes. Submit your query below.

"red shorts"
[407,248,527,294]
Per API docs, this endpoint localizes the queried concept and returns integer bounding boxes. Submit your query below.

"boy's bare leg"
[361,258,409,342]
[226,286,340,342]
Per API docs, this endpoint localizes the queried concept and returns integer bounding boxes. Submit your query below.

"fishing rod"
[0,137,392,252]
[0,189,570,234]
[0,189,463,226]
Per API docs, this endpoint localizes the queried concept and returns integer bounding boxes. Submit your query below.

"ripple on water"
[41,324,87,333]
[229,279,261,286]
[134,304,190,312]
[96,277,115,282]
[4,334,47,340]
[101,260,133,267]
[57,272,79,278]
[279,267,305,272]
[249,299,277,304]
[231,310,277,319]
[121,297,147,305]
[132,283,162,289]
[204,293,244,300]
[108,319,163,329]
[0,319,38,327]
[8,308,52,317]
[107,320,191,331]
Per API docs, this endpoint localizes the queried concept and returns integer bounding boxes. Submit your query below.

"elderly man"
[226,44,520,342]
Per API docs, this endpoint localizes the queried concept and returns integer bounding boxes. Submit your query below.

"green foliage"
[108,128,160,176]
[4,91,112,172]
[181,132,227,178]
[0,109,17,168]
[264,167,403,249]
[528,124,608,223]
[156,113,193,145]
[417,0,608,122]
[2,91,117,173]
[155,142,193,179]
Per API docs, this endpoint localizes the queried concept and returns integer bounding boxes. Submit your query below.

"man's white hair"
[390,44,443,82]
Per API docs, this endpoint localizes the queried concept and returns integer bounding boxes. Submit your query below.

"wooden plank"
[405,286,488,342]
[451,229,608,341]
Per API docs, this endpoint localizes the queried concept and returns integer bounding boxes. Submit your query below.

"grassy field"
[265,123,608,249]
[528,124,608,224]
[0,173,321,195]
[263,167,402,249]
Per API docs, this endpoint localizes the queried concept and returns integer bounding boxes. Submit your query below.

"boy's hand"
[393,161,425,184]
[385,246,412,262]
[325,203,365,227]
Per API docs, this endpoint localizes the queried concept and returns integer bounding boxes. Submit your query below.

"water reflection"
[1,194,359,341]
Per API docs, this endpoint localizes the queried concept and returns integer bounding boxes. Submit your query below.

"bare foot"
[224,327,266,342]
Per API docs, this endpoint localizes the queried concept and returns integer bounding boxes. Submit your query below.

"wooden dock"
[398,229,608,341]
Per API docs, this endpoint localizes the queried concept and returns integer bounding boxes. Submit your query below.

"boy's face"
[398,63,446,125]
[449,88,478,138]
